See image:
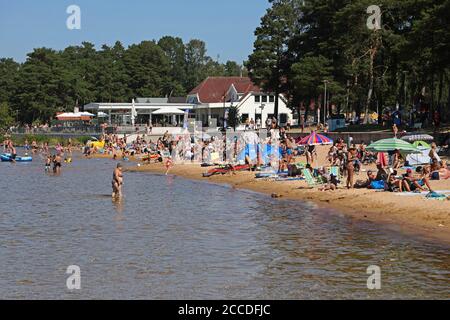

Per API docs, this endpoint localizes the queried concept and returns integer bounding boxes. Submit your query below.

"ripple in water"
[0,155,448,299]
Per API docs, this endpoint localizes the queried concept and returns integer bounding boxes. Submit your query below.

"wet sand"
[90,147,450,244]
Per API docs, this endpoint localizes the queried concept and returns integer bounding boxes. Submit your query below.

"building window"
[262,95,268,103]
[255,95,260,103]
[280,113,288,124]
[241,113,249,123]
[269,95,275,103]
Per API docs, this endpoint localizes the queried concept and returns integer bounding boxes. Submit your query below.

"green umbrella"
[367,138,420,153]
[412,140,431,149]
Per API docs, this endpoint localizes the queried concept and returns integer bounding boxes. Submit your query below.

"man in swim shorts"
[53,154,62,174]
[112,163,124,198]
[9,142,17,163]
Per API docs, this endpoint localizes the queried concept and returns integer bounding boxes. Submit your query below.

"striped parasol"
[367,138,420,153]
[297,131,333,146]
[401,134,434,142]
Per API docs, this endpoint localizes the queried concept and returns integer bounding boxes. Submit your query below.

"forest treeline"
[246,0,450,124]
[1,0,449,128]
[0,37,244,125]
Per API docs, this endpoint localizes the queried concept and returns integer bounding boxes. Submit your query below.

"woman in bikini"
[392,149,403,169]
[165,156,173,175]
[346,147,357,189]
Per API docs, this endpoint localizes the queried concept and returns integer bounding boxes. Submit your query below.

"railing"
[10,125,102,135]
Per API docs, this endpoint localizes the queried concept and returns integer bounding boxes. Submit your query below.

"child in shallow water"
[45,156,52,172]
[165,156,173,175]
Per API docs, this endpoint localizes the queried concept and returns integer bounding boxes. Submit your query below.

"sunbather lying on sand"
[402,168,434,193]
[434,160,450,180]
[319,173,340,191]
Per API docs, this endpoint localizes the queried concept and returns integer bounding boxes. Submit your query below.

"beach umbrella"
[297,131,333,146]
[366,138,420,153]
[152,108,185,115]
[412,140,431,149]
[79,111,95,117]
[401,134,434,142]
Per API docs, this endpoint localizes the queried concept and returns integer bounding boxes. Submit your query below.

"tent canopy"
[56,112,94,121]
[152,108,185,115]
[412,140,431,149]
[56,112,94,118]
[401,134,434,142]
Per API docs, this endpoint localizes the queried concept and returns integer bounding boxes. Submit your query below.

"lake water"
[0,153,448,299]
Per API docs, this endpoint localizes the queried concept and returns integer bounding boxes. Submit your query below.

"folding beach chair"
[329,166,341,181]
[302,169,317,187]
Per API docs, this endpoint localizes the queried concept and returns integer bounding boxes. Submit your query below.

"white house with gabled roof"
[187,77,293,128]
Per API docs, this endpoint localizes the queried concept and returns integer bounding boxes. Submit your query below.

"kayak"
[0,154,33,162]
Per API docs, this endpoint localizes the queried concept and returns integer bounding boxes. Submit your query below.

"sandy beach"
[91,145,450,245]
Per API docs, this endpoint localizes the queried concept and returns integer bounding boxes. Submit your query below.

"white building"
[187,77,293,128]
[84,97,195,128]
[83,77,293,131]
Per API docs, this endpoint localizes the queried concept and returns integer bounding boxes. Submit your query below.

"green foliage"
[227,105,241,130]
[1,38,243,124]
[0,102,14,130]
[246,0,297,118]
[248,0,450,124]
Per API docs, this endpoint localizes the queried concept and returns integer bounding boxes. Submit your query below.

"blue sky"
[0,0,270,63]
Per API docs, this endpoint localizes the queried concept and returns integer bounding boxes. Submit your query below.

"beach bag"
[370,180,385,190]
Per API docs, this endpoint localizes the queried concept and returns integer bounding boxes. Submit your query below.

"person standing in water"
[165,156,173,175]
[45,155,52,172]
[9,141,17,163]
[53,154,62,174]
[112,163,124,198]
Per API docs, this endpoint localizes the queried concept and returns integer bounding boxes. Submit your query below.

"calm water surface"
[0,153,449,299]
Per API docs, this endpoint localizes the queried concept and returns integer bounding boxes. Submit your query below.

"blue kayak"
[0,154,33,162]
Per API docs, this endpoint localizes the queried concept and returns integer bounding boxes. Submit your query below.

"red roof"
[188,77,261,103]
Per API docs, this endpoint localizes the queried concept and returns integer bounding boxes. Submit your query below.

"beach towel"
[377,152,388,167]
[395,190,450,197]
[425,192,447,200]
[275,177,305,182]
[370,180,386,190]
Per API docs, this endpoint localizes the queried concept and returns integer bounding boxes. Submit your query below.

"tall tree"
[123,41,171,97]
[246,0,296,122]
[158,36,188,96]
[0,58,20,104]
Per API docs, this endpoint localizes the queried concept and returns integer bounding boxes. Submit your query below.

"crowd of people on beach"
[81,117,450,201]
[3,116,449,201]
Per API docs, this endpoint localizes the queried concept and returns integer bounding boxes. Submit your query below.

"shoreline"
[123,161,450,245]
[87,151,450,245]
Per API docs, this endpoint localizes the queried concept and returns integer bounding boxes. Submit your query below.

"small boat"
[0,154,33,162]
